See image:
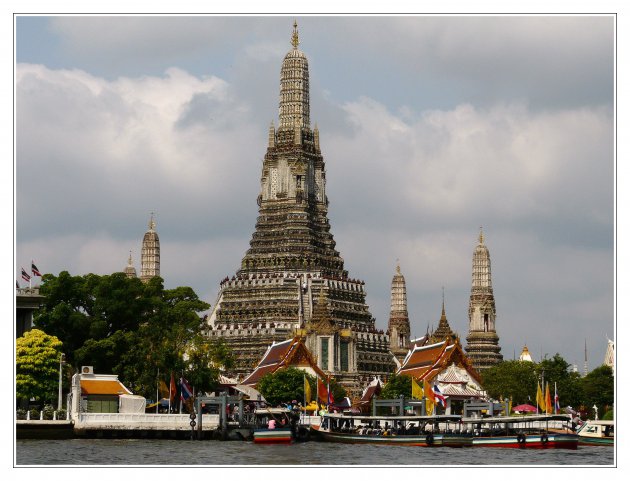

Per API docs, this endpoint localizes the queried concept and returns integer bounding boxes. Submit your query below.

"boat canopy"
[462,414,570,424]
[322,413,463,422]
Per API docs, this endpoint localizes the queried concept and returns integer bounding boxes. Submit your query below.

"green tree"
[16,329,63,403]
[481,360,539,404]
[184,336,235,395]
[258,368,316,406]
[380,374,412,400]
[580,365,614,416]
[33,272,217,399]
[537,354,584,409]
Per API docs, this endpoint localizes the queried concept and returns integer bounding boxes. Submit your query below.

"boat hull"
[578,437,614,447]
[310,425,472,447]
[253,428,293,444]
[472,433,578,450]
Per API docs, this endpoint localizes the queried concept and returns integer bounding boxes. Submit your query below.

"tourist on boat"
[268,419,276,430]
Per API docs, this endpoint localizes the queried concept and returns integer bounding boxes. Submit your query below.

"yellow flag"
[158,380,169,399]
[411,377,423,400]
[536,382,544,411]
[508,397,513,414]
[545,382,552,414]
[304,376,312,404]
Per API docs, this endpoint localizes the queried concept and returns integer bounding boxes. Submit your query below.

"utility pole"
[58,353,65,411]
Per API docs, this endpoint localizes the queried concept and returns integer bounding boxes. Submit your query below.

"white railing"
[75,412,220,429]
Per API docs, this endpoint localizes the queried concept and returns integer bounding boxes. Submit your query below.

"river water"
[15,439,614,466]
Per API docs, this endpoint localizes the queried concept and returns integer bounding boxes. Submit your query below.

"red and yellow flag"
[317,377,328,404]
[424,379,436,415]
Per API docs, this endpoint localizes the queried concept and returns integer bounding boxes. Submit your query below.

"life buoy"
[541,434,549,444]
[426,433,434,446]
[517,433,526,445]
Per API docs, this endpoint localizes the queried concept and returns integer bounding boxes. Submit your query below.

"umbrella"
[512,403,537,413]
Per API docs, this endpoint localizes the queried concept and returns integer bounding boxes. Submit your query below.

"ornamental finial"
[291,20,299,48]
[149,212,156,231]
[128,250,133,265]
[396,258,400,274]
[479,226,484,244]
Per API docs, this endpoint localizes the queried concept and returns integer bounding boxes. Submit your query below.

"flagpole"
[156,368,159,414]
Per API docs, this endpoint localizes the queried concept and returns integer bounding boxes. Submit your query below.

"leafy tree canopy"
[380,374,412,400]
[580,364,614,412]
[258,368,315,406]
[32,271,225,398]
[16,329,63,403]
[481,360,538,404]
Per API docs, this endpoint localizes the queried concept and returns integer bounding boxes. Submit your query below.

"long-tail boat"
[252,408,297,444]
[462,414,579,449]
[577,419,614,446]
[310,413,473,447]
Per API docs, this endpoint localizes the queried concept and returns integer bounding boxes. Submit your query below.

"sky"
[13,13,617,373]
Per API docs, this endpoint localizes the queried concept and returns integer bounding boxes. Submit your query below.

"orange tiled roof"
[241,337,325,386]
[81,379,131,396]
[397,339,482,385]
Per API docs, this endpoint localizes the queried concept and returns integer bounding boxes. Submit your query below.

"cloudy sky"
[14,14,615,371]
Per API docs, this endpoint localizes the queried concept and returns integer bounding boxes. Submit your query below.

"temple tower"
[206,23,394,388]
[465,228,502,370]
[124,251,137,279]
[431,290,456,343]
[140,214,160,283]
[387,264,410,360]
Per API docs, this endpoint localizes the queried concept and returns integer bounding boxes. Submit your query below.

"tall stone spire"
[140,213,160,283]
[388,263,410,358]
[206,23,394,386]
[124,251,137,279]
[465,228,502,370]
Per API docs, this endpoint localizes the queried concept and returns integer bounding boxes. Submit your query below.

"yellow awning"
[81,379,131,396]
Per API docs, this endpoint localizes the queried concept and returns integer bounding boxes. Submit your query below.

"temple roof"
[241,336,326,386]
[397,338,482,385]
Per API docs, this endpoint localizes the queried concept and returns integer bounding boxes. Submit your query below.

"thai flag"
[21,268,31,282]
[433,384,447,407]
[31,262,42,277]
[180,377,193,401]
[554,383,560,414]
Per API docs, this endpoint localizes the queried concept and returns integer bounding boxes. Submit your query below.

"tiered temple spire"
[206,24,394,388]
[465,228,503,370]
[431,288,456,343]
[124,251,137,279]
[387,263,410,359]
[140,213,160,283]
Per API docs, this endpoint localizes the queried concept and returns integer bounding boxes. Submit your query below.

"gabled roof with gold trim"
[397,338,482,385]
[241,337,326,386]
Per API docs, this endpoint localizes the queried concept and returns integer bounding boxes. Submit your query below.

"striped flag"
[433,384,447,407]
[31,262,42,277]
[21,268,31,282]
[554,382,560,414]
